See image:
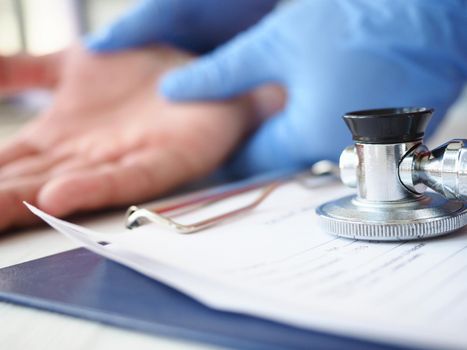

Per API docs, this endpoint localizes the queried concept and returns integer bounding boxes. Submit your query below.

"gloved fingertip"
[158,71,192,101]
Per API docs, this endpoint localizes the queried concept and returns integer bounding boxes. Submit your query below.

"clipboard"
[0,166,419,349]
[0,247,414,350]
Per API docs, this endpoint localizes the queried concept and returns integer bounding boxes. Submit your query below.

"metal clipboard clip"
[125,161,339,233]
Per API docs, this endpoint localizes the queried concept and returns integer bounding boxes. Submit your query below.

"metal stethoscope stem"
[399,139,467,201]
[341,139,467,202]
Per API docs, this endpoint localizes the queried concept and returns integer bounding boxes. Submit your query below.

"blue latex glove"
[86,0,278,53]
[160,0,467,178]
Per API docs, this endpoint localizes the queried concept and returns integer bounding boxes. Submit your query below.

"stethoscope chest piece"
[316,107,467,241]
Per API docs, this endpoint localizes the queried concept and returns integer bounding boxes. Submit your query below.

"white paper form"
[26,181,467,350]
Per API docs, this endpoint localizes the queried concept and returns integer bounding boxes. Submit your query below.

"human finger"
[0,176,45,231]
[0,150,71,180]
[37,147,197,216]
[0,139,38,168]
[48,157,99,176]
[0,52,63,95]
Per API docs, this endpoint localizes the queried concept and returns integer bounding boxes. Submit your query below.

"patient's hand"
[0,45,259,230]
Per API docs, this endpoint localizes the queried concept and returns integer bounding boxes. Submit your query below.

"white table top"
[0,93,465,350]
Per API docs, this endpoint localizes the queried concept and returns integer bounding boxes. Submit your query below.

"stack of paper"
[27,181,467,350]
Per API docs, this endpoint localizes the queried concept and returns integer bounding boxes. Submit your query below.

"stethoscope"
[126,107,466,241]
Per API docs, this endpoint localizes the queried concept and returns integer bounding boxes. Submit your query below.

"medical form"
[27,181,467,350]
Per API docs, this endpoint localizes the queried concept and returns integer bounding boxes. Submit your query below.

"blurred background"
[0,0,465,145]
[0,0,134,54]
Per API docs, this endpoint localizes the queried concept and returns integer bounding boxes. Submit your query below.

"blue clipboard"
[0,248,417,350]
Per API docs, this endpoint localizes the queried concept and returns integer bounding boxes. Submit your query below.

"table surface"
[0,93,465,350]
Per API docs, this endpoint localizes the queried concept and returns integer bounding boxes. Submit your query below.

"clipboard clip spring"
[125,161,338,233]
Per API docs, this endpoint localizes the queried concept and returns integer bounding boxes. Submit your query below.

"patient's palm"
[0,45,253,230]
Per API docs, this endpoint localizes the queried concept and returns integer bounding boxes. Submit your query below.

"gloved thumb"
[86,0,173,52]
[159,29,279,101]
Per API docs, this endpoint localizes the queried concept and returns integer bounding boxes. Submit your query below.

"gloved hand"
[160,0,467,178]
[86,0,278,53]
